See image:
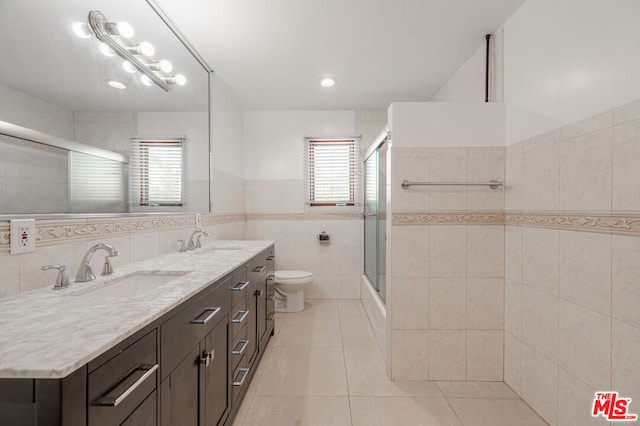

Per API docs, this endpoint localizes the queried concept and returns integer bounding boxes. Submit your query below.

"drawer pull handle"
[254,289,262,296]
[253,265,266,273]
[232,367,250,386]
[231,281,250,291]
[93,363,158,407]
[232,339,249,355]
[191,307,221,324]
[232,310,249,323]
[266,255,275,261]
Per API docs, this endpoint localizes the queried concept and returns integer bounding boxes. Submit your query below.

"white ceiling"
[157,0,526,111]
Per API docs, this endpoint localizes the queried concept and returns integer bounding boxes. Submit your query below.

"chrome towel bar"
[401,179,503,190]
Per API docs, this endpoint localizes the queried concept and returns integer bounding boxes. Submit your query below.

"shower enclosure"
[364,133,388,302]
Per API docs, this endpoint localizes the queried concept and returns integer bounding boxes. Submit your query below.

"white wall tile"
[467,278,504,330]
[559,110,612,141]
[522,227,558,296]
[558,368,609,426]
[612,320,640,405]
[523,143,559,211]
[467,330,503,381]
[130,232,160,262]
[504,332,523,395]
[0,251,20,298]
[521,344,558,426]
[559,301,611,391]
[505,152,523,211]
[428,330,466,381]
[429,278,466,330]
[392,226,429,278]
[391,330,429,381]
[429,226,465,278]
[522,285,558,363]
[559,231,611,315]
[467,225,504,278]
[612,235,640,329]
[505,226,522,282]
[392,277,429,330]
[505,280,522,339]
[613,119,640,210]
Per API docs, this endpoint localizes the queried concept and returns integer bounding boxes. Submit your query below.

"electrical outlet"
[10,219,36,255]
[195,213,202,228]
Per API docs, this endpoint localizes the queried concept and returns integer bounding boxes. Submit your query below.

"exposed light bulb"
[116,22,134,38]
[140,75,153,86]
[319,77,336,87]
[159,59,173,73]
[71,22,92,39]
[139,42,155,57]
[99,43,115,57]
[122,61,137,73]
[174,74,186,86]
[107,80,126,89]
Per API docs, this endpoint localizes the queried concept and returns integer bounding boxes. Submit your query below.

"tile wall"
[244,178,364,300]
[504,99,640,425]
[388,146,505,381]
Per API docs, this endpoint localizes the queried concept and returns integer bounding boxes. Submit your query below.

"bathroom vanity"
[0,240,275,426]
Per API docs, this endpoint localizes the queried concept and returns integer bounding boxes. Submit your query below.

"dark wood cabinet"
[0,245,274,426]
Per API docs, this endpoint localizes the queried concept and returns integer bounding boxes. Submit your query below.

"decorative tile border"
[202,213,246,225]
[392,210,640,235]
[505,212,640,235]
[392,211,505,226]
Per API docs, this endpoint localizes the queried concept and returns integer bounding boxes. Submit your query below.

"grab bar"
[401,179,503,190]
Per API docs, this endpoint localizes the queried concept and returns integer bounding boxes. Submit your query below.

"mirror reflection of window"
[68,152,127,213]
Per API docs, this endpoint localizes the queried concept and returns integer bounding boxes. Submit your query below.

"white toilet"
[273,270,313,312]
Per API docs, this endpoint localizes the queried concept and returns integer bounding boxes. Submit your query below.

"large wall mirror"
[0,0,210,216]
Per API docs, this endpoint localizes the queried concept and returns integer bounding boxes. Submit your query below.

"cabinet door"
[256,275,267,348]
[160,345,199,426]
[202,318,229,426]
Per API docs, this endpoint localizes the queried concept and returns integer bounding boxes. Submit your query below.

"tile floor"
[232,299,548,426]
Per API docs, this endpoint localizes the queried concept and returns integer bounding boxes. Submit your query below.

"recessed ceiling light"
[106,79,126,89]
[319,77,336,88]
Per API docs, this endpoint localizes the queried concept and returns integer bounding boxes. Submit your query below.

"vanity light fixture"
[77,10,185,92]
[71,22,92,39]
[319,77,336,87]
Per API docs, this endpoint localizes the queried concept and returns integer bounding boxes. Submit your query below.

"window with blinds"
[304,137,361,206]
[129,138,185,207]
[69,151,127,213]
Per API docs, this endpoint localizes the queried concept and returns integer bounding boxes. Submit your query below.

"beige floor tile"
[341,316,379,347]
[437,381,519,399]
[246,344,273,396]
[350,396,462,426]
[271,313,342,346]
[255,344,348,396]
[448,398,548,426]
[231,395,253,426]
[345,346,443,397]
[242,396,351,426]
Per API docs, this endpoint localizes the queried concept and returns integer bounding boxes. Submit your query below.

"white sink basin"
[76,271,188,297]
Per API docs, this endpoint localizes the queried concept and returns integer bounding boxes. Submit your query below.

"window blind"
[68,151,127,213]
[130,138,185,207]
[304,138,361,206]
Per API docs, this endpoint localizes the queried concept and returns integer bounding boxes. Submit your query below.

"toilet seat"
[274,270,313,285]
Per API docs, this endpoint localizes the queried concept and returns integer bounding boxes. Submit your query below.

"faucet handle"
[195,235,203,249]
[41,265,71,290]
[101,256,115,276]
[177,239,187,253]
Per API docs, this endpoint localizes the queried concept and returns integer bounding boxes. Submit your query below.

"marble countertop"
[0,240,274,379]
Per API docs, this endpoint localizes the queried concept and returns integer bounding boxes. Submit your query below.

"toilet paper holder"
[318,231,330,244]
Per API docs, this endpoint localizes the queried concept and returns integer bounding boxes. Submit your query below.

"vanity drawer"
[88,330,157,426]
[231,356,250,404]
[230,267,248,306]
[161,277,230,379]
[230,325,249,372]
[122,390,156,426]
[230,298,249,339]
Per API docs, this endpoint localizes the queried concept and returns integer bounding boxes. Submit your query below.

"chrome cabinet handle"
[232,310,249,323]
[199,349,215,367]
[191,307,221,324]
[232,367,249,386]
[93,364,158,407]
[231,281,250,291]
[266,255,274,261]
[254,289,262,296]
[232,339,249,355]
[253,265,266,273]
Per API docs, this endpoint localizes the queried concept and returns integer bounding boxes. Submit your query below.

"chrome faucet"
[187,228,209,250]
[76,243,119,282]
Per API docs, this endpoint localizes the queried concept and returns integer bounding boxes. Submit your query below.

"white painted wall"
[432,0,640,144]
[243,110,355,180]
[388,102,506,147]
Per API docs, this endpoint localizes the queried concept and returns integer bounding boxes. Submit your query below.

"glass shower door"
[364,141,387,302]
